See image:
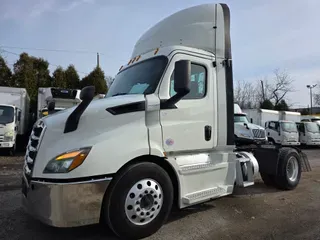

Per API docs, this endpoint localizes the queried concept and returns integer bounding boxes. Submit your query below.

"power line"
[0,45,101,55]
[1,49,89,75]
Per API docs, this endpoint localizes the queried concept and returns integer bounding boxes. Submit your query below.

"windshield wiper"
[112,92,128,97]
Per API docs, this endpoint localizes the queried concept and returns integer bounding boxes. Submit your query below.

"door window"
[169,63,207,99]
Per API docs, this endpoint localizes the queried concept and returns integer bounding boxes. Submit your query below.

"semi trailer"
[0,87,30,154]
[22,3,311,240]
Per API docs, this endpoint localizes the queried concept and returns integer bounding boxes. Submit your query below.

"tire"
[274,148,302,190]
[103,162,173,239]
[260,172,276,186]
[268,138,275,145]
[9,144,16,156]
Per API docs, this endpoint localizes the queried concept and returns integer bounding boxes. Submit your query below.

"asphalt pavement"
[1,149,320,240]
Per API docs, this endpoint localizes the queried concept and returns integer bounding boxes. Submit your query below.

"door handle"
[204,125,212,141]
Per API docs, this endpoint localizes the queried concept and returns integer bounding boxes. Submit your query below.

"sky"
[0,0,320,108]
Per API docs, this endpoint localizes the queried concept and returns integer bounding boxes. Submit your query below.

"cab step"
[182,186,229,205]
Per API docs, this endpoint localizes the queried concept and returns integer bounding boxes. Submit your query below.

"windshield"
[234,114,249,123]
[306,122,319,133]
[106,56,168,97]
[311,119,320,124]
[281,122,297,132]
[0,106,14,124]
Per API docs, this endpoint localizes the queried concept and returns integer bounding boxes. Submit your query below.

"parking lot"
[1,149,320,240]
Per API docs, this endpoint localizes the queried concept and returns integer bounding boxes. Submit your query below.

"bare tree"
[234,79,259,109]
[105,75,115,88]
[234,68,294,109]
[266,68,295,106]
[313,81,320,106]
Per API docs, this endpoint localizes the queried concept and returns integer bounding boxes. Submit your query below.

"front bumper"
[305,141,320,146]
[0,141,14,148]
[282,141,300,146]
[21,175,111,227]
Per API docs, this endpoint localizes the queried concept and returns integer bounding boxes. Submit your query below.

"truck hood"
[42,94,145,130]
[234,122,264,130]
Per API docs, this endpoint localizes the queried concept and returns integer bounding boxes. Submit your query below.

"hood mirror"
[80,86,95,101]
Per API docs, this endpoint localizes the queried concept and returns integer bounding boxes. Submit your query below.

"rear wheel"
[103,162,173,239]
[274,148,301,190]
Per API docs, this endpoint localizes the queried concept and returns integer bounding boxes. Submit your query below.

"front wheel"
[103,162,173,239]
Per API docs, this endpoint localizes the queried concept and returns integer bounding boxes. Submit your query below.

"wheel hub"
[125,179,163,226]
[286,156,298,182]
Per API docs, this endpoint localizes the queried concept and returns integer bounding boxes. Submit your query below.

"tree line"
[0,52,114,111]
[234,68,294,111]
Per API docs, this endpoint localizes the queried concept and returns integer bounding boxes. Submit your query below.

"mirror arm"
[162,91,189,109]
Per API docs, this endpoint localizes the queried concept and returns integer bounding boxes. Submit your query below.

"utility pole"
[97,52,100,67]
[260,80,265,100]
[307,84,317,115]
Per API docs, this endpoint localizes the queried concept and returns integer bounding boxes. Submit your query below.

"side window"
[170,63,207,99]
[269,122,276,129]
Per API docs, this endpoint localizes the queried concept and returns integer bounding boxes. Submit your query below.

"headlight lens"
[43,147,91,173]
[4,130,14,142]
[4,130,14,137]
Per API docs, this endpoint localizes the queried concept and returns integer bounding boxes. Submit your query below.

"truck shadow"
[21,203,215,240]
[231,181,281,196]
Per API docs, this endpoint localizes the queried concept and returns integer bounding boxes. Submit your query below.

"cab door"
[158,53,215,152]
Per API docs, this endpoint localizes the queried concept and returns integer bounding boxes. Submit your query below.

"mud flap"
[299,151,312,172]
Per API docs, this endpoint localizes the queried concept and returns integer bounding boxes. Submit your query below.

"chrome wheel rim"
[286,156,299,182]
[125,178,163,226]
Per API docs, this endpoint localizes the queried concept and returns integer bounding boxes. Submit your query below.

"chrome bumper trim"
[22,177,111,227]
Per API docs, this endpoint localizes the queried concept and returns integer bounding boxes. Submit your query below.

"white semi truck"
[0,87,30,154]
[21,3,311,239]
[234,104,267,145]
[37,87,81,119]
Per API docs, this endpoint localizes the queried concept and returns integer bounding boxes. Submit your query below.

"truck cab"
[234,104,267,145]
[296,122,320,145]
[0,104,21,151]
[265,120,300,146]
[301,116,320,128]
[21,3,309,240]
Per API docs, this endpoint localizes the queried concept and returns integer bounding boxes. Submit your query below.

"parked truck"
[244,108,300,146]
[296,122,320,146]
[244,108,279,127]
[21,3,311,239]
[0,87,30,154]
[37,87,81,119]
[280,111,301,122]
[234,104,267,145]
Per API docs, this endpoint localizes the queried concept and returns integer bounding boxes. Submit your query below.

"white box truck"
[21,4,311,239]
[244,108,279,127]
[0,87,30,154]
[244,109,300,146]
[37,87,81,119]
[280,111,301,122]
[296,122,320,146]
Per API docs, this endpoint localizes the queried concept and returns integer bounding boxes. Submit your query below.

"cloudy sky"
[0,0,319,108]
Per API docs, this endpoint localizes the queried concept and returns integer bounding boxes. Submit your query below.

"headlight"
[4,130,14,137]
[43,147,91,173]
[240,133,252,138]
[4,130,14,142]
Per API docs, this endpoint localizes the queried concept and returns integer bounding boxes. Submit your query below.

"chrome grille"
[252,129,266,139]
[24,121,46,182]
